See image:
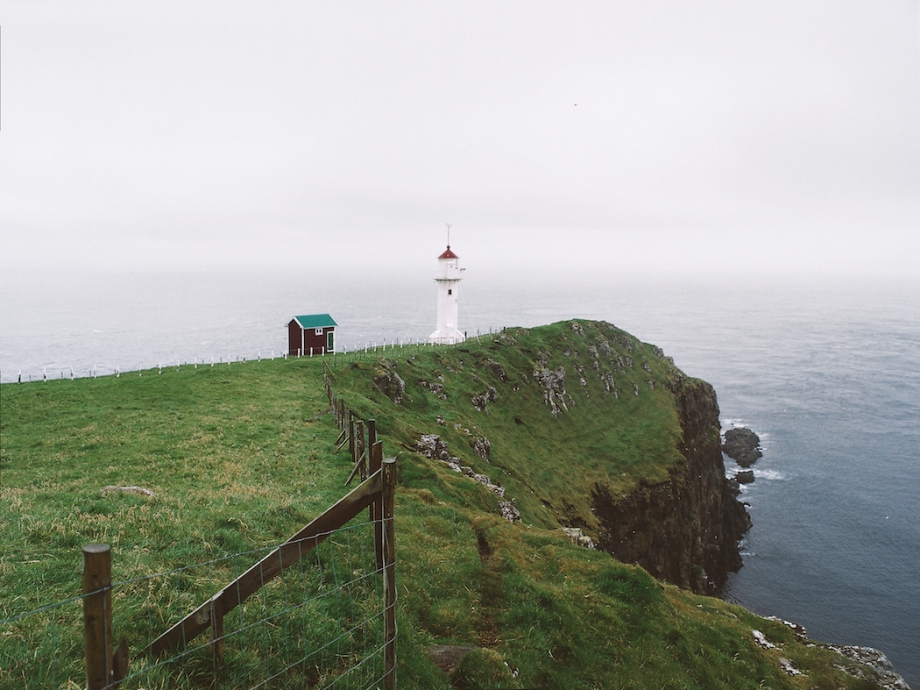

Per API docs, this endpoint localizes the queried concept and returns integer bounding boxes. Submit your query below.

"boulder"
[722,427,762,467]
[736,470,755,484]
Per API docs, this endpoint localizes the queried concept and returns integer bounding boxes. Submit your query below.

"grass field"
[0,324,885,688]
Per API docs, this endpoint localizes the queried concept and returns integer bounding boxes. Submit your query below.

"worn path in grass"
[1,333,893,689]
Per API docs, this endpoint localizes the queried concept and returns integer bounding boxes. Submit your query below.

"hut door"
[326,330,335,353]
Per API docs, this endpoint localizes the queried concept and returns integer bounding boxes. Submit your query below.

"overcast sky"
[2,1,918,281]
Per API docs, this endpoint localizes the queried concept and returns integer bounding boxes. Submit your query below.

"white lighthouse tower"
[428,243,465,344]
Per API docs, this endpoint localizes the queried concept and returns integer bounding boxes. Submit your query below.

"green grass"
[0,325,885,688]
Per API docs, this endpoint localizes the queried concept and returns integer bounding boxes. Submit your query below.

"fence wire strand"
[1,518,393,690]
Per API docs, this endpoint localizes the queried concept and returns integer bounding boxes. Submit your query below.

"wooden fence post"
[382,458,397,690]
[367,419,377,450]
[83,544,112,690]
[211,597,224,669]
[370,441,383,570]
[348,414,356,464]
[355,420,365,468]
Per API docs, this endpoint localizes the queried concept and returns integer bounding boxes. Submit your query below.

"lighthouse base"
[428,329,466,345]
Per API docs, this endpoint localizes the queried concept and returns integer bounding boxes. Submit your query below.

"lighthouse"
[429,244,465,344]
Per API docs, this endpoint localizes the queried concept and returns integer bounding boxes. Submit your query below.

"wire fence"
[0,327,509,384]
[0,518,393,690]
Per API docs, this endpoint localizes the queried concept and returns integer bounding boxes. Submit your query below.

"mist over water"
[2,267,918,685]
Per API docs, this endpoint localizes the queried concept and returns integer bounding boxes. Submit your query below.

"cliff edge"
[337,319,749,594]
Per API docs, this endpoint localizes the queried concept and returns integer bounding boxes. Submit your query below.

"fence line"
[0,326,511,384]
[2,397,399,689]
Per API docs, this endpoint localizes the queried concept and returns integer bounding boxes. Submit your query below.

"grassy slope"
[0,326,880,689]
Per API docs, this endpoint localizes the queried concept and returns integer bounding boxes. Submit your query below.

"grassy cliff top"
[0,322,886,688]
[333,319,688,533]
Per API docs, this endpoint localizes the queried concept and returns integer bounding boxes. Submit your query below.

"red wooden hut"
[287,314,337,356]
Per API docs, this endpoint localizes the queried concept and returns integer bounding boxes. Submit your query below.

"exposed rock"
[561,527,596,549]
[416,433,518,522]
[471,386,499,413]
[722,427,762,467]
[778,658,803,676]
[485,359,507,382]
[416,434,452,462]
[601,370,617,399]
[736,470,755,484]
[533,365,568,416]
[373,366,405,404]
[752,629,776,649]
[571,322,584,335]
[764,616,807,641]
[499,498,520,522]
[827,645,911,690]
[473,436,491,460]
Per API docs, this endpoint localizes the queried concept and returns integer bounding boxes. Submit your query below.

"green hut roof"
[291,314,337,329]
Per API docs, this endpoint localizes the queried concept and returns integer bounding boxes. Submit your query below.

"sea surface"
[2,266,918,685]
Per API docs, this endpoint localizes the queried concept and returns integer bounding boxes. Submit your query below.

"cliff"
[592,377,751,594]
[336,319,750,594]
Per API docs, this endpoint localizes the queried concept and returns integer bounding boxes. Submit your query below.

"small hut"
[287,314,337,356]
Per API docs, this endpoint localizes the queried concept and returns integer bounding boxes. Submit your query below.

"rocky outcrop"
[736,470,755,484]
[722,427,762,467]
[592,378,751,595]
[532,365,568,416]
[373,362,405,404]
[826,645,911,690]
[416,433,519,522]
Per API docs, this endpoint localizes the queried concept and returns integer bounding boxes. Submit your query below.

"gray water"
[2,267,918,684]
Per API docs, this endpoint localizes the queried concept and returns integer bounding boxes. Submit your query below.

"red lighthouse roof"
[438,245,459,259]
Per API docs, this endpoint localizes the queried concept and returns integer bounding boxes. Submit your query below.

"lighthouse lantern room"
[428,244,465,345]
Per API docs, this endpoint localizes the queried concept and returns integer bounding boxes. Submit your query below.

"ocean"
[2,266,918,685]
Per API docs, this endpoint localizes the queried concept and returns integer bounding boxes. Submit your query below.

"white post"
[310,347,313,357]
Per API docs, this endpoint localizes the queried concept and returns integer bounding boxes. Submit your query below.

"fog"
[2,1,918,282]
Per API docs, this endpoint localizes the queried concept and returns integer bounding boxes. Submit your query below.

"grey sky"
[2,1,918,280]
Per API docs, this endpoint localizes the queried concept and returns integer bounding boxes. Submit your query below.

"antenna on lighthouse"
[446,223,451,248]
